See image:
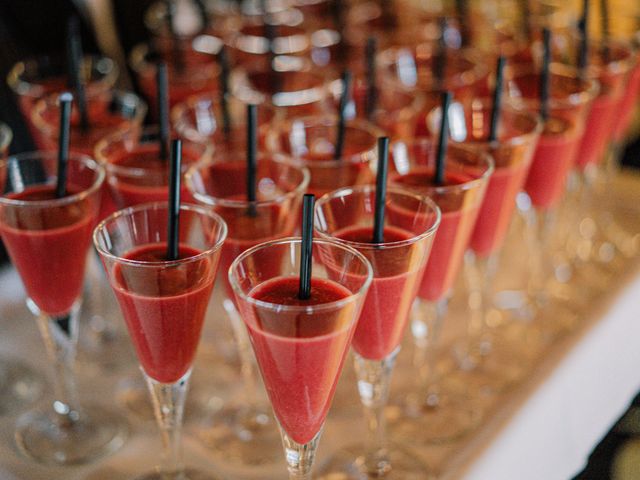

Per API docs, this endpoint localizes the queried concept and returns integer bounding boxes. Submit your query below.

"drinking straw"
[335,70,352,160]
[365,37,378,120]
[298,193,315,300]
[56,92,73,199]
[434,91,452,185]
[66,17,89,132]
[246,104,257,205]
[373,137,389,244]
[218,45,232,135]
[600,0,610,61]
[434,17,448,90]
[157,62,170,161]
[540,28,552,123]
[489,56,506,142]
[192,0,208,29]
[456,0,469,46]
[578,0,590,76]
[167,139,182,261]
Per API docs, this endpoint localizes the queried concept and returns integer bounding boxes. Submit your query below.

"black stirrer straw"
[218,46,232,136]
[298,193,315,300]
[335,70,352,160]
[434,17,448,91]
[488,56,506,143]
[365,37,378,121]
[540,28,552,123]
[434,91,452,186]
[157,62,170,161]
[520,0,531,39]
[246,104,258,211]
[167,139,182,261]
[455,0,469,47]
[66,17,89,132]
[56,92,73,199]
[192,0,209,30]
[578,0,590,77]
[372,137,389,244]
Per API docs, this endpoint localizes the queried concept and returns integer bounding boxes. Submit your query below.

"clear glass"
[440,98,541,400]
[94,202,227,479]
[0,152,127,464]
[314,185,441,478]
[7,54,119,141]
[0,124,46,415]
[185,152,309,466]
[383,138,493,444]
[229,237,373,479]
[264,113,382,197]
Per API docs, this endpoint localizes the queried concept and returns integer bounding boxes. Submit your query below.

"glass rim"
[0,152,105,208]
[30,89,148,137]
[93,201,228,267]
[95,125,213,178]
[7,54,119,98]
[388,137,495,195]
[184,153,310,208]
[428,98,543,150]
[0,123,13,151]
[314,184,442,250]
[228,236,374,314]
[266,114,385,167]
[506,62,600,109]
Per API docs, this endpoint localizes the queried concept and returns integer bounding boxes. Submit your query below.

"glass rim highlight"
[229,236,373,315]
[93,201,228,268]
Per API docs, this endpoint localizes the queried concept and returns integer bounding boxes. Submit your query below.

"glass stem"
[353,349,398,477]
[29,299,81,425]
[144,369,191,475]
[279,425,322,479]
[223,299,260,410]
[411,298,448,405]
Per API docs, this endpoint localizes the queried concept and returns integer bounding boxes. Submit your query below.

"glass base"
[134,467,223,480]
[387,392,482,445]
[316,443,433,480]
[194,403,282,466]
[0,358,45,416]
[15,403,128,465]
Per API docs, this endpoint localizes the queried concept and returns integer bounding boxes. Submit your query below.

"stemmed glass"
[264,113,381,197]
[185,153,309,466]
[385,139,493,444]
[0,123,45,415]
[229,237,373,479]
[315,186,441,479]
[94,202,227,479]
[0,152,127,464]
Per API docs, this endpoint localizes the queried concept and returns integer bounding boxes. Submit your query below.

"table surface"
[0,172,639,480]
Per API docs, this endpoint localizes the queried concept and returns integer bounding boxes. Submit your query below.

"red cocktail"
[95,202,227,480]
[230,237,372,479]
[0,152,127,465]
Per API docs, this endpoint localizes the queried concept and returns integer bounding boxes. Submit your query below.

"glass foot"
[134,468,224,480]
[15,403,128,465]
[0,358,45,416]
[316,443,433,480]
[387,392,482,445]
[194,404,282,466]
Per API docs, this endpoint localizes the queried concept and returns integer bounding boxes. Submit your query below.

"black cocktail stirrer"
[157,62,170,161]
[488,56,506,143]
[56,92,73,199]
[578,0,590,78]
[66,17,89,132]
[167,139,182,261]
[600,0,610,62]
[335,70,352,160]
[434,16,448,91]
[246,103,258,217]
[540,28,552,123]
[298,193,315,300]
[434,91,452,186]
[365,37,378,121]
[372,137,389,244]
